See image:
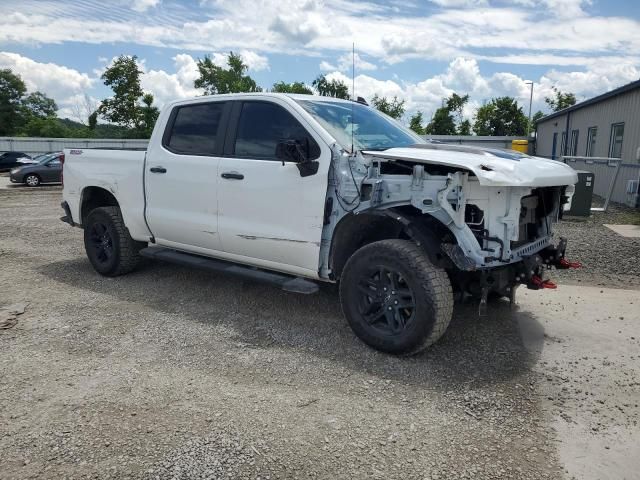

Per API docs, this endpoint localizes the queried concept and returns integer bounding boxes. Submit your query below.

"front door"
[217,100,329,275]
[145,100,229,252]
[43,157,62,182]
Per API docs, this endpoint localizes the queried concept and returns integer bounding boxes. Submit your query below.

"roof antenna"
[351,42,355,155]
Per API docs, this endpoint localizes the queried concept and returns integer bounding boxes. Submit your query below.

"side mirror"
[276,139,306,163]
[275,139,319,178]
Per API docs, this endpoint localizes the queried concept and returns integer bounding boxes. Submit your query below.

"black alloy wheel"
[88,221,114,266]
[83,206,144,276]
[356,266,416,336]
[340,239,453,355]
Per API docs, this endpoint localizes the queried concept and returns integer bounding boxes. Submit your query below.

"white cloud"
[429,0,488,7]
[326,71,404,100]
[337,52,377,72]
[238,50,270,72]
[139,50,269,107]
[0,51,94,119]
[319,61,337,72]
[321,56,640,126]
[1,45,638,134]
[0,51,93,96]
[131,0,160,13]
[507,0,591,18]
[1,0,638,70]
[199,50,269,72]
[141,54,202,108]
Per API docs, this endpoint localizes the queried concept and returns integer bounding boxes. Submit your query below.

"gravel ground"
[553,201,640,289]
[1,185,638,479]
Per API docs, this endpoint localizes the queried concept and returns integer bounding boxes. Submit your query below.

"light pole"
[526,81,534,138]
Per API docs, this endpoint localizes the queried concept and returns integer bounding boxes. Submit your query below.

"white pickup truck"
[61,93,580,355]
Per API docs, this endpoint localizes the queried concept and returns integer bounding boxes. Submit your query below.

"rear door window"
[232,101,319,160]
[164,102,226,156]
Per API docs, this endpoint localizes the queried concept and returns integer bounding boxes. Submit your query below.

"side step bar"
[139,247,319,294]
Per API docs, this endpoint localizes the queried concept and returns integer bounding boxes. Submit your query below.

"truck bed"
[62,148,152,241]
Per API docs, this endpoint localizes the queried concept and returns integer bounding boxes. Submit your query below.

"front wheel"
[83,206,144,277]
[339,239,453,355]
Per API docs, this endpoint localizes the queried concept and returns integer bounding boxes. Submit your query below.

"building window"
[569,129,579,156]
[586,127,597,157]
[560,132,566,156]
[609,123,624,158]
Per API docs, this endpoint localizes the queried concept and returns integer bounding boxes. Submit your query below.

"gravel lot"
[554,202,640,289]
[1,185,638,480]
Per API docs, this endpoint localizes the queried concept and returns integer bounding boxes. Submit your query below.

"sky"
[0,0,639,125]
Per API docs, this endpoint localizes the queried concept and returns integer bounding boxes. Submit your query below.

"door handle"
[150,166,167,173]
[221,172,244,180]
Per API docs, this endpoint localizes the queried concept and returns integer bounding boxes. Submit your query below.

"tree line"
[0,51,576,139]
[407,87,575,136]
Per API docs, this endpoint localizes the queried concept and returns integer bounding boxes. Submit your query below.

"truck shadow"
[38,258,545,389]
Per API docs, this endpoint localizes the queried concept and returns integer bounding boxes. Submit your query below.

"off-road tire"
[339,239,453,355]
[83,206,144,277]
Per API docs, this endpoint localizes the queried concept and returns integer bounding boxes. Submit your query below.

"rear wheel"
[339,239,453,355]
[25,174,40,187]
[83,206,144,276]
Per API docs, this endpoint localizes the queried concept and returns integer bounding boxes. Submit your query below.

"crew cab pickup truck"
[61,93,579,355]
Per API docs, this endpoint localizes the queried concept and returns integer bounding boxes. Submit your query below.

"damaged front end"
[320,143,580,312]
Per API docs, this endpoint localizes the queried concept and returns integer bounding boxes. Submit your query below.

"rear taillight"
[60,154,65,186]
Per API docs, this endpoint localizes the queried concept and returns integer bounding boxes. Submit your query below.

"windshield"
[295,99,424,152]
[37,153,56,164]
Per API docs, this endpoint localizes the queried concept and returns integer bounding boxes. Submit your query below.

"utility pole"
[526,81,534,138]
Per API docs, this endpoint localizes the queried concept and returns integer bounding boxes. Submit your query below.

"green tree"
[408,111,425,135]
[545,87,576,112]
[425,93,470,135]
[20,117,69,137]
[271,81,312,94]
[97,55,159,137]
[371,95,405,120]
[195,52,261,95]
[528,110,545,133]
[473,97,528,136]
[0,69,27,135]
[531,110,545,124]
[446,93,469,126]
[138,93,159,137]
[88,111,98,131]
[458,119,472,135]
[22,91,57,119]
[312,75,350,99]
[98,55,145,129]
[425,108,456,135]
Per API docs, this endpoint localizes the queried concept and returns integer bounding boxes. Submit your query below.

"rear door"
[217,99,329,275]
[144,100,230,252]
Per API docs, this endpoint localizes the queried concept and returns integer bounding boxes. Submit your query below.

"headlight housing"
[10,168,21,175]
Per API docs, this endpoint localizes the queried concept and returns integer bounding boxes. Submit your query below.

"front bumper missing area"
[472,237,580,315]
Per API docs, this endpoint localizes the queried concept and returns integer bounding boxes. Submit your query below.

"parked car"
[9,152,63,186]
[0,151,32,171]
[61,93,580,355]
[18,152,56,165]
